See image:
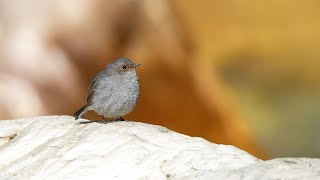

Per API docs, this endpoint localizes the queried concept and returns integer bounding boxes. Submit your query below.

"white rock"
[0,116,318,179]
[212,158,320,180]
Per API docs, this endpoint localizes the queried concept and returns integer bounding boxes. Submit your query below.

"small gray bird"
[74,58,140,121]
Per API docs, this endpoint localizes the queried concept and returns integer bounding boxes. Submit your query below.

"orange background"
[1,0,320,159]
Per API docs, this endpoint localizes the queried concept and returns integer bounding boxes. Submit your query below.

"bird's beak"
[133,64,141,68]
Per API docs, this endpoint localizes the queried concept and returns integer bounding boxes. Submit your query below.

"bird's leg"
[100,115,109,123]
[119,116,125,121]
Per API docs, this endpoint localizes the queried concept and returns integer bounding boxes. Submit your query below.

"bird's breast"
[92,71,139,117]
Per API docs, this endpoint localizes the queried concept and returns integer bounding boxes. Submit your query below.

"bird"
[73,58,140,121]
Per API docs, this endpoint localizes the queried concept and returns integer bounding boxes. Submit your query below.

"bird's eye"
[121,65,128,70]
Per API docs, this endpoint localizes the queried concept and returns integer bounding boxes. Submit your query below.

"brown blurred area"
[1,0,320,159]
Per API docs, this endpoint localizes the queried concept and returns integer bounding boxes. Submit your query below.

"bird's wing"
[87,79,97,104]
[87,73,104,104]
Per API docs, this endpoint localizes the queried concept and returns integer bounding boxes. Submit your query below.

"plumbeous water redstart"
[73,58,140,121]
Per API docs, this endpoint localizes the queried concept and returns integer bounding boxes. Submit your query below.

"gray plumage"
[74,58,140,120]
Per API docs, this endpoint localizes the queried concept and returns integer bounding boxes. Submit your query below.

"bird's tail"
[73,104,90,120]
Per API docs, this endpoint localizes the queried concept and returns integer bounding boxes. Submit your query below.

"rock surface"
[0,116,319,179]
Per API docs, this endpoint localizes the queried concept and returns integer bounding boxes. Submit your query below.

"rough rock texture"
[0,116,319,179]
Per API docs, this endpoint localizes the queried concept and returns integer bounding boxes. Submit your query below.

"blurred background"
[0,0,319,159]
